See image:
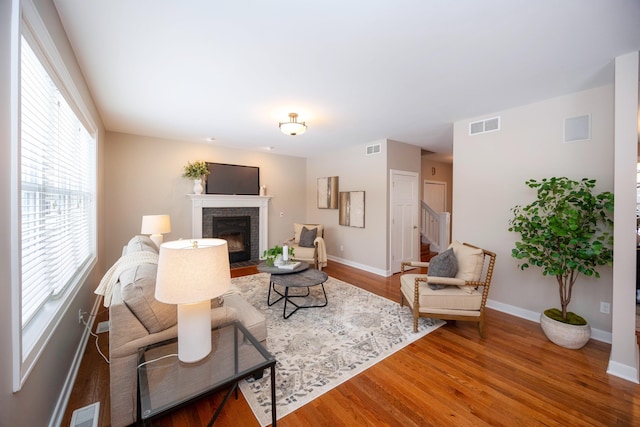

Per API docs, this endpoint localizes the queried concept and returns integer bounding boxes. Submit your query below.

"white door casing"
[390,170,419,274]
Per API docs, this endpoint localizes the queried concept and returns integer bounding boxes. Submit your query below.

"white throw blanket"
[316,237,328,269]
[95,251,159,307]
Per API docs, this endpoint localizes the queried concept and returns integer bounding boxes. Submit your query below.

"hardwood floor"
[62,262,640,426]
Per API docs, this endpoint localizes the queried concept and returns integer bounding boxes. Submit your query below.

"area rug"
[232,273,444,426]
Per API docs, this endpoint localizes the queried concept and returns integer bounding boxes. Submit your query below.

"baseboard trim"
[326,255,388,277]
[607,360,639,384]
[49,295,101,427]
[485,299,612,344]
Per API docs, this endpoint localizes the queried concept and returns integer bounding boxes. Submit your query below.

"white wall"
[609,51,639,382]
[453,85,615,333]
[104,132,307,266]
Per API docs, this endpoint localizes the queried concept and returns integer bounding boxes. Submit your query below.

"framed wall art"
[339,191,365,228]
[317,176,339,209]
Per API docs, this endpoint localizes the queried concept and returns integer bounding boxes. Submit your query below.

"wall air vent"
[564,114,590,143]
[70,402,99,427]
[366,143,381,155]
[469,116,501,135]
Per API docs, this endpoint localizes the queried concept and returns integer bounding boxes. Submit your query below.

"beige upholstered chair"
[285,223,327,270]
[400,241,496,337]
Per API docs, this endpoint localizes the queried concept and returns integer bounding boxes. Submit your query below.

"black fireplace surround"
[202,207,259,263]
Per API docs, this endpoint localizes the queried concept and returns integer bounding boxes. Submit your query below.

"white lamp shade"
[155,239,231,304]
[141,214,171,234]
[279,121,307,135]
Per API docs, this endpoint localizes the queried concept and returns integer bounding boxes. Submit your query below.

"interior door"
[390,170,419,274]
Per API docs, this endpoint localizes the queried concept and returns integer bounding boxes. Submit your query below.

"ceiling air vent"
[469,116,501,135]
[366,143,381,155]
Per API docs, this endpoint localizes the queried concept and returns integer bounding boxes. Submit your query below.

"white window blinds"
[20,35,96,328]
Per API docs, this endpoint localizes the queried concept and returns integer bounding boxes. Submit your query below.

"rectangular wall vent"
[469,116,501,135]
[366,143,381,155]
[564,114,590,143]
[70,402,99,427]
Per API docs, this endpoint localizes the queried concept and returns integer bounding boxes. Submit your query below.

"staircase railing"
[420,200,450,253]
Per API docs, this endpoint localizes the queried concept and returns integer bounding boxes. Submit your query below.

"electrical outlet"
[78,308,84,324]
[600,302,610,314]
[340,245,344,251]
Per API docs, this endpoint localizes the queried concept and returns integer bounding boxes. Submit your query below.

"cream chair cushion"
[400,274,482,312]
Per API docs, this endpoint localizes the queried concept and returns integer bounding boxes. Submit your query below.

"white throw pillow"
[448,241,484,293]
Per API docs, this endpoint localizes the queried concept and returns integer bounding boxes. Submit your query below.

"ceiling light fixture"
[279,113,307,136]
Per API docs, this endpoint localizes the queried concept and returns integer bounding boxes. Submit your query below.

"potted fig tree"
[508,177,614,349]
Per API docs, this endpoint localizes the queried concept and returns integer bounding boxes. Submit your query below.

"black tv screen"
[205,162,260,195]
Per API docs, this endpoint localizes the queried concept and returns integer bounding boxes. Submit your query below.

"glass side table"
[137,320,276,426]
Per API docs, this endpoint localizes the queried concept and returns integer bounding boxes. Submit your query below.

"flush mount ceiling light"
[279,113,307,136]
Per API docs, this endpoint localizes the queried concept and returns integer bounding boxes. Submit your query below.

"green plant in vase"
[263,245,295,266]
[182,160,210,194]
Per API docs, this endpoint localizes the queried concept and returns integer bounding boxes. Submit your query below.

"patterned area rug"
[233,273,444,426]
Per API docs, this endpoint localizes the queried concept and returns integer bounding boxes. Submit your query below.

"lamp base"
[149,233,163,249]
[177,301,211,363]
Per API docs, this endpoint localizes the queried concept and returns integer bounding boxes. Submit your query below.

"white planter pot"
[539,312,591,349]
[193,178,204,195]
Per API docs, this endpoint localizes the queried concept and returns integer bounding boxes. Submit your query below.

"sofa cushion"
[427,248,458,290]
[299,226,317,247]
[120,235,177,334]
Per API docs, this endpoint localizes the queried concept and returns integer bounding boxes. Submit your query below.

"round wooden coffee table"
[257,262,329,319]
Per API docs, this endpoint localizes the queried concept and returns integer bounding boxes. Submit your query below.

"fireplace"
[212,216,251,263]
[189,194,271,260]
[202,206,260,262]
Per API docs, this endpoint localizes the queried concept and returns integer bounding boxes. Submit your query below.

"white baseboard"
[485,299,612,344]
[327,255,388,277]
[49,296,101,427]
[607,360,639,384]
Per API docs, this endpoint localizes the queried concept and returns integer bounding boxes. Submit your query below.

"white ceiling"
[52,0,640,159]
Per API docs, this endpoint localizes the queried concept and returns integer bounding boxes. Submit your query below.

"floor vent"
[70,402,99,427]
[96,321,109,334]
[366,143,381,155]
[469,116,500,135]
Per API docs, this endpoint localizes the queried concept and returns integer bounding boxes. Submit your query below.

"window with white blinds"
[20,35,96,329]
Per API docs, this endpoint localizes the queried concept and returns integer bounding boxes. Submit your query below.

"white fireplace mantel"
[189,194,272,256]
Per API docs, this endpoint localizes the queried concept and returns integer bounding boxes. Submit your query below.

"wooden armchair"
[284,223,327,270]
[400,241,496,337]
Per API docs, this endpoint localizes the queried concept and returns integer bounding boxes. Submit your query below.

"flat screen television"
[205,162,260,195]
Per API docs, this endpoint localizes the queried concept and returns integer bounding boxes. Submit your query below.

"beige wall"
[420,156,453,212]
[104,132,307,266]
[306,139,389,274]
[453,85,615,334]
[0,0,106,425]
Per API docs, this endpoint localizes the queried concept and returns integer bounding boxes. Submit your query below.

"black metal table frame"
[267,279,328,319]
[136,320,276,426]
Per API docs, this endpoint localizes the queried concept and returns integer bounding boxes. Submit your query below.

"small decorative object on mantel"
[508,177,614,349]
[182,160,210,195]
[263,245,295,267]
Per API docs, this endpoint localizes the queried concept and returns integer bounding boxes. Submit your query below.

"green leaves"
[508,177,614,320]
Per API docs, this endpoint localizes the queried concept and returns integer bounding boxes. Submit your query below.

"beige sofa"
[108,235,267,427]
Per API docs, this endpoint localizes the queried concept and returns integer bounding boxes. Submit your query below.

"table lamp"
[155,239,231,363]
[141,214,171,248]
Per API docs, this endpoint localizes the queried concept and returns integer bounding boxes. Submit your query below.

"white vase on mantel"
[193,178,204,195]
